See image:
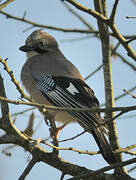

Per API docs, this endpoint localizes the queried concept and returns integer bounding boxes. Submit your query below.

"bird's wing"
[32,73,118,164]
[32,73,105,131]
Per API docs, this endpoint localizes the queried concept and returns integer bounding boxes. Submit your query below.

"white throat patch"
[27,50,40,59]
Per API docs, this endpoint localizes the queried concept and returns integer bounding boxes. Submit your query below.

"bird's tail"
[91,128,117,164]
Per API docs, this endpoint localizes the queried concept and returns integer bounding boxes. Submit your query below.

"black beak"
[19,45,34,52]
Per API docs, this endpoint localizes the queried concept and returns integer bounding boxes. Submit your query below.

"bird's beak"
[19,45,34,52]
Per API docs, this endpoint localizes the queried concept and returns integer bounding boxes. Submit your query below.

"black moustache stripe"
[34,48,48,54]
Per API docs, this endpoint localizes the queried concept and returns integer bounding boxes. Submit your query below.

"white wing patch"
[66,82,79,95]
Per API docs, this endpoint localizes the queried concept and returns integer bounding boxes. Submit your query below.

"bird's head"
[19,30,59,59]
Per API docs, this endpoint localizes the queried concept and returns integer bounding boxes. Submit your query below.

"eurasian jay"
[19,30,116,164]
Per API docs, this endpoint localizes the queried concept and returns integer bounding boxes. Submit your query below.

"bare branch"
[62,0,136,62]
[59,130,86,142]
[63,2,95,31]
[48,114,59,156]
[23,112,35,137]
[1,96,136,113]
[67,157,136,180]
[114,85,136,102]
[110,0,119,23]
[98,110,128,128]
[115,144,136,155]
[94,0,125,173]
[127,37,136,44]
[84,42,121,81]
[42,140,99,155]
[109,24,136,61]
[128,165,136,173]
[11,107,35,117]
[126,16,136,19]
[18,157,38,180]
[114,52,136,71]
[64,0,107,22]
[84,65,103,80]
[0,57,31,101]
[0,0,14,10]
[123,89,136,99]
[0,73,10,119]
[0,10,91,34]
[22,10,27,19]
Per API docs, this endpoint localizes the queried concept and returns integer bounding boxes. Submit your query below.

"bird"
[19,29,116,164]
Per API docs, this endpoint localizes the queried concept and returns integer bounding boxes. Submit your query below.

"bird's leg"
[55,124,66,139]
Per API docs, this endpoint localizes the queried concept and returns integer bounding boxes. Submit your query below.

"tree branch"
[47,114,59,156]
[1,96,136,113]
[59,130,86,142]
[63,0,136,62]
[0,57,31,101]
[18,157,38,180]
[84,64,103,80]
[109,0,119,23]
[114,52,136,71]
[0,10,91,34]
[67,157,136,180]
[94,0,126,174]
[64,0,107,22]
[63,2,95,31]
[0,0,14,10]
[42,140,99,155]
[0,73,10,120]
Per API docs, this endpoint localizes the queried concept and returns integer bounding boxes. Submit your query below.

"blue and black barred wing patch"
[32,74,103,130]
[32,74,55,93]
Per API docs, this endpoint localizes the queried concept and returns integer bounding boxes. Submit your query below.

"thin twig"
[63,2,95,31]
[128,165,136,173]
[41,140,99,155]
[123,89,136,99]
[111,41,120,56]
[98,111,128,128]
[22,10,27,19]
[127,37,136,44]
[59,130,86,142]
[84,64,103,80]
[22,25,34,33]
[117,150,136,156]
[0,0,14,10]
[109,0,119,23]
[126,16,136,19]
[67,157,136,180]
[0,10,91,34]
[1,9,136,39]
[11,107,35,117]
[18,157,38,180]
[114,52,136,71]
[64,0,136,62]
[84,42,121,81]
[116,144,136,153]
[100,85,136,106]
[119,113,136,120]
[115,86,136,101]
[0,57,31,101]
[64,0,107,22]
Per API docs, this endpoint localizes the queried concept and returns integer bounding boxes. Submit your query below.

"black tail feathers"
[91,128,117,164]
